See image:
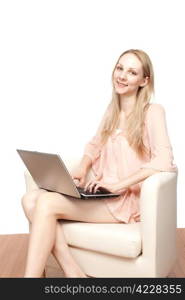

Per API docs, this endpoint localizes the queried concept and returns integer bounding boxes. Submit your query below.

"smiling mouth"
[116,81,128,87]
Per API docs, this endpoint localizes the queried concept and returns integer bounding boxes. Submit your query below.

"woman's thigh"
[38,191,120,223]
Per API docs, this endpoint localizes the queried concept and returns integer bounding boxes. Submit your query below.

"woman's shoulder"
[147,102,165,112]
[145,102,165,120]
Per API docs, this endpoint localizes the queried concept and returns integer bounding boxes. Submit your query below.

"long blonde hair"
[99,49,154,159]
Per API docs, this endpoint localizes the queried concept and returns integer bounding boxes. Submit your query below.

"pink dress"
[83,103,177,224]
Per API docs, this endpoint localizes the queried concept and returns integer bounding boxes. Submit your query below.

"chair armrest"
[140,171,177,271]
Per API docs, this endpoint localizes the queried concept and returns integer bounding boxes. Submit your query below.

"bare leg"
[24,197,63,277]
[22,190,119,277]
[52,221,86,277]
[22,190,87,277]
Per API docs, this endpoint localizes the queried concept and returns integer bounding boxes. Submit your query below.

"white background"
[0,0,184,233]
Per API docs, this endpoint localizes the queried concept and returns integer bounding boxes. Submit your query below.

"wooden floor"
[0,229,185,278]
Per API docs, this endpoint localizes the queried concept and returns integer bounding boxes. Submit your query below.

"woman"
[22,49,177,278]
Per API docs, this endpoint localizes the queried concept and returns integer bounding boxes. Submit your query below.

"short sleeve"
[140,103,177,172]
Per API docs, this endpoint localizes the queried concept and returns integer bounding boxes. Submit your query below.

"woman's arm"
[112,168,159,193]
[91,168,159,194]
[79,155,92,173]
[139,104,177,172]
[83,105,111,165]
[72,155,92,188]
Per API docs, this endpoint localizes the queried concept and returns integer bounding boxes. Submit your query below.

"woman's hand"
[84,179,123,195]
[71,168,87,188]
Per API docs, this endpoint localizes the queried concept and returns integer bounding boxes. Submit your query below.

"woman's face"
[113,53,148,95]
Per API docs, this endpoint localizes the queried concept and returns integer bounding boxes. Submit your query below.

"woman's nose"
[119,71,127,80]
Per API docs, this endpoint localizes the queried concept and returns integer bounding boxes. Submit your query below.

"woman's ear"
[140,76,149,87]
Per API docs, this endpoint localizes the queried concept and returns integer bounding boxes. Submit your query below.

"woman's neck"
[119,94,136,115]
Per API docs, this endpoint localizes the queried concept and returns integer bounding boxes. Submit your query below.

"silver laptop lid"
[17,149,81,198]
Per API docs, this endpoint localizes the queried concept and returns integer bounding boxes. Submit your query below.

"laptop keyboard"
[77,186,111,196]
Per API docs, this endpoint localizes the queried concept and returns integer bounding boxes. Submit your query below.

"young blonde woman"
[21,49,177,278]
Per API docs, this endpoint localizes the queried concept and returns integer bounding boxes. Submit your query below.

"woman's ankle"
[61,260,87,278]
[52,247,87,277]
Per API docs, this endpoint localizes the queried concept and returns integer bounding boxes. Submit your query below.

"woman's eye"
[130,71,137,75]
[116,66,136,75]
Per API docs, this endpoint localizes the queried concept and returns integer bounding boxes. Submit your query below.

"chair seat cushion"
[61,221,142,258]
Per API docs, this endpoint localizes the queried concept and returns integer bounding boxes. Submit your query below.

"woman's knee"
[35,192,65,218]
[36,192,54,213]
[21,189,45,215]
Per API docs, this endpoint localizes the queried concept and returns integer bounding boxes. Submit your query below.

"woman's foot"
[64,273,88,278]
[63,263,88,278]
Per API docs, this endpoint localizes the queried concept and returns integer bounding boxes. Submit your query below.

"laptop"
[16,149,120,199]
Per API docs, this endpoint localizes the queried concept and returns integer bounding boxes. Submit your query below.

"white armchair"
[24,156,177,278]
